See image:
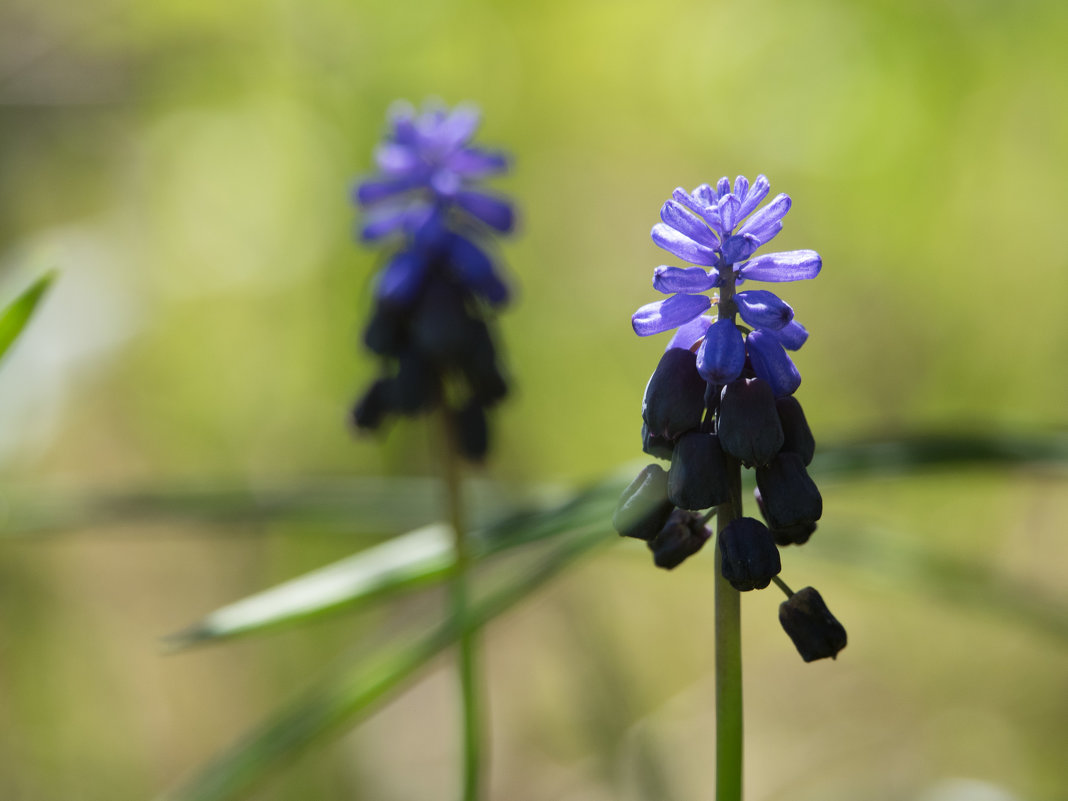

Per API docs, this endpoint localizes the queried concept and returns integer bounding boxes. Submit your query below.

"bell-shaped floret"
[697,319,746,384]
[457,319,508,406]
[776,395,815,466]
[754,488,817,545]
[612,464,675,541]
[386,351,441,415]
[411,277,478,365]
[647,509,710,569]
[642,348,708,440]
[755,452,823,530]
[642,423,675,460]
[453,400,488,462]
[667,432,730,510]
[718,517,781,591]
[363,303,408,357]
[717,378,784,467]
[352,379,391,430]
[779,587,847,662]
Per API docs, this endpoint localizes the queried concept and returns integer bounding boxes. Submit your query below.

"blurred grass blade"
[813,431,1068,477]
[157,521,609,801]
[4,433,1065,538]
[0,271,54,363]
[166,524,453,648]
[166,480,621,648]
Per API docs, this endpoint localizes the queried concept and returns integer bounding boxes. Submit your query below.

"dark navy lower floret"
[778,586,847,661]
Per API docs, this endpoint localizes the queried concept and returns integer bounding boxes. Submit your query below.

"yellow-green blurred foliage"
[0,0,1065,798]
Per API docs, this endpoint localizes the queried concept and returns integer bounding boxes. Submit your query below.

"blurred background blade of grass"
[1,0,1067,798]
[0,270,54,363]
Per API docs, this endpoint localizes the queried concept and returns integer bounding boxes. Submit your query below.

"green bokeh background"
[1,0,1066,799]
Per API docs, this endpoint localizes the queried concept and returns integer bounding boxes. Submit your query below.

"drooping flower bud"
[411,276,478,365]
[642,348,708,441]
[612,464,675,541]
[775,395,814,466]
[453,400,488,461]
[352,379,390,430]
[755,452,822,530]
[754,488,817,545]
[641,422,675,460]
[458,319,509,406]
[717,377,784,467]
[388,351,441,414]
[647,509,710,569]
[718,516,781,591]
[363,304,407,357]
[778,586,847,662]
[667,432,730,510]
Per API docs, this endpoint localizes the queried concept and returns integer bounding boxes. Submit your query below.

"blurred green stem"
[441,414,483,801]
[714,459,743,801]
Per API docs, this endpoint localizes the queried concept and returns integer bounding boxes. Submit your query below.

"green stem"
[714,266,743,801]
[714,460,744,801]
[441,415,483,801]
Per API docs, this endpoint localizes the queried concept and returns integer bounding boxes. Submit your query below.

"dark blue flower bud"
[718,516,781,591]
[642,348,708,440]
[642,422,675,460]
[779,586,847,662]
[458,319,508,406]
[364,303,407,357]
[754,488,817,545]
[453,400,488,461]
[411,277,478,365]
[647,509,710,569]
[612,464,674,541]
[667,432,730,510]
[776,395,814,466]
[352,379,390,430]
[755,452,822,530]
[717,377,784,467]
[387,351,441,414]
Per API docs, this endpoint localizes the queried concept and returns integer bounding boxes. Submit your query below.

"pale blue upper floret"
[632,176,821,396]
[353,101,515,241]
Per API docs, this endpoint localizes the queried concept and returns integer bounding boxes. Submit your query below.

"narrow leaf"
[0,271,55,363]
[166,481,621,647]
[166,524,454,648]
[156,522,609,801]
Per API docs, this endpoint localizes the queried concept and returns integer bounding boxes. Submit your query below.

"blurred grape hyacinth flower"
[351,100,514,461]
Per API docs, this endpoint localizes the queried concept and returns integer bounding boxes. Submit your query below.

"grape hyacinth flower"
[632,175,819,397]
[351,100,514,461]
[350,100,516,801]
[613,174,844,801]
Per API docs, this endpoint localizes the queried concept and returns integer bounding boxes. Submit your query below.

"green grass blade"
[166,481,621,648]
[156,521,609,801]
[165,524,454,648]
[0,271,55,364]
[4,432,1065,538]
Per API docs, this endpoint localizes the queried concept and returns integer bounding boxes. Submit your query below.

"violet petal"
[696,319,746,383]
[738,250,822,282]
[747,330,801,397]
[667,315,712,351]
[454,190,514,232]
[653,266,719,294]
[632,294,711,336]
[651,223,720,266]
[735,290,794,331]
[660,201,720,248]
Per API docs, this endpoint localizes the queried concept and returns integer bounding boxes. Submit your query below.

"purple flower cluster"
[614,176,846,661]
[350,101,514,460]
[631,175,820,397]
